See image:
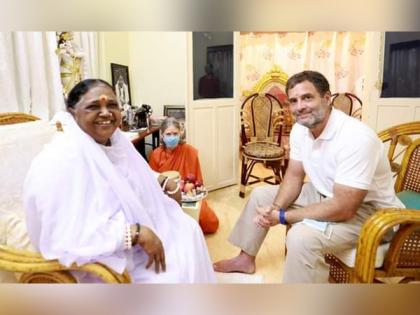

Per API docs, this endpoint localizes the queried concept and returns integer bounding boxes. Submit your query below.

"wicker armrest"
[0,245,131,283]
[353,209,420,283]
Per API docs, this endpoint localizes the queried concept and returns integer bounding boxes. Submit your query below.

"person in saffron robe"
[149,117,219,234]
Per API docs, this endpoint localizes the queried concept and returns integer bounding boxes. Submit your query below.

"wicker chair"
[325,123,420,283]
[0,245,131,283]
[239,93,288,198]
[240,66,293,198]
[331,92,363,120]
[0,112,131,283]
[378,121,420,178]
[0,112,40,125]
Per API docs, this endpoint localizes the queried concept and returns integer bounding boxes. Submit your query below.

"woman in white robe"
[23,79,215,283]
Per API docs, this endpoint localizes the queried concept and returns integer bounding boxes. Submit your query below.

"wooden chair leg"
[239,156,248,198]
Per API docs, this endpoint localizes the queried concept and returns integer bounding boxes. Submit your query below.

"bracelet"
[161,177,170,192]
[124,223,132,250]
[159,176,168,188]
[278,208,287,225]
[166,182,180,195]
[131,223,140,246]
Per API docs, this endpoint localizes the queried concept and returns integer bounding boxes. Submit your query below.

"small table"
[123,126,160,160]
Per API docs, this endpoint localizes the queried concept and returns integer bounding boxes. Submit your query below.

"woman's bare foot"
[213,251,256,274]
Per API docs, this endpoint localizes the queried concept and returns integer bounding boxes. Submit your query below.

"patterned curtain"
[239,32,367,98]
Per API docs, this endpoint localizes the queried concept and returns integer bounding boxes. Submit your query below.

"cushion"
[0,119,55,216]
[244,142,284,158]
[334,242,391,268]
[0,210,35,282]
[0,119,54,282]
[397,190,420,210]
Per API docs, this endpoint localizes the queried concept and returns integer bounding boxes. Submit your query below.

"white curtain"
[73,32,99,79]
[0,32,65,119]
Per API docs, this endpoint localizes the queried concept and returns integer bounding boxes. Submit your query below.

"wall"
[98,32,130,90]
[129,32,187,116]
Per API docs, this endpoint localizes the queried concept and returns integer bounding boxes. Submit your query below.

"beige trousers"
[228,183,377,283]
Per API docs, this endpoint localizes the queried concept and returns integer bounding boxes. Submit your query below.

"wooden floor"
[204,163,286,283]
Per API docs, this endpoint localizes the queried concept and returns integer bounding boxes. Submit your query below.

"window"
[381,32,420,98]
[193,32,234,100]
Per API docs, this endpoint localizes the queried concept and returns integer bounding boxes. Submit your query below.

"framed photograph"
[111,63,132,106]
[163,105,185,122]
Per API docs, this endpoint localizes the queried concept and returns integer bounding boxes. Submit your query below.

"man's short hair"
[285,71,330,97]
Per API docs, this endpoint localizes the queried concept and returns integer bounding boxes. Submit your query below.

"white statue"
[56,32,85,96]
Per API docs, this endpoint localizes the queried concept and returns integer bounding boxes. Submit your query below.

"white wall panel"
[376,105,413,131]
[216,105,237,186]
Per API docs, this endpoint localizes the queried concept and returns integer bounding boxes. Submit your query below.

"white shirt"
[290,108,404,209]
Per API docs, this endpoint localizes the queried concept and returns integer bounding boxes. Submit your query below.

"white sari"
[24,113,215,283]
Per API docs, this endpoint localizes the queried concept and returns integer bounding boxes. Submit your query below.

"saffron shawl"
[149,144,219,234]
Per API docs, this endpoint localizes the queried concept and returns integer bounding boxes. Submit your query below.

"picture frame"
[110,63,132,106]
[163,105,185,122]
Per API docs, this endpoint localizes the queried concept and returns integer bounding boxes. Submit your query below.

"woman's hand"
[157,175,182,205]
[164,178,182,204]
[137,225,166,273]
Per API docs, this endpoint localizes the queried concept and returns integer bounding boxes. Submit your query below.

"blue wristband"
[279,208,287,225]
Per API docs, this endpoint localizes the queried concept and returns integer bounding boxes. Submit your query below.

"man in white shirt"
[213,70,404,282]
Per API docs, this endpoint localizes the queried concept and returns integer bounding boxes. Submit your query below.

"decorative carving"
[243,65,289,97]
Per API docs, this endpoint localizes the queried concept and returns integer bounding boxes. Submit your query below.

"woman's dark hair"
[285,71,330,97]
[66,79,113,109]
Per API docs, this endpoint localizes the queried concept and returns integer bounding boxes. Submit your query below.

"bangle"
[278,208,287,225]
[124,223,132,250]
[161,177,170,192]
[132,223,140,246]
[160,176,168,188]
[166,182,180,195]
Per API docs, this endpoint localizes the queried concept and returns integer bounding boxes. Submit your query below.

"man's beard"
[295,105,329,129]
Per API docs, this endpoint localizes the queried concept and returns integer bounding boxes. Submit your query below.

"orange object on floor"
[149,143,219,234]
[199,200,219,234]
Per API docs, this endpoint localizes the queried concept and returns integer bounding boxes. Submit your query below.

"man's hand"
[254,206,279,228]
[137,225,166,273]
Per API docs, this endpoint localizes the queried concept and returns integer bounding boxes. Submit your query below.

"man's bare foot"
[213,251,256,274]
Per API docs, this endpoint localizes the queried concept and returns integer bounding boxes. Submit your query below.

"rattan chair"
[0,245,131,283]
[378,121,420,178]
[0,112,40,125]
[239,93,288,198]
[0,112,131,283]
[325,124,420,283]
[331,92,363,120]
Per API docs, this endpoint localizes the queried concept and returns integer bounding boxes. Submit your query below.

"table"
[123,126,160,160]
